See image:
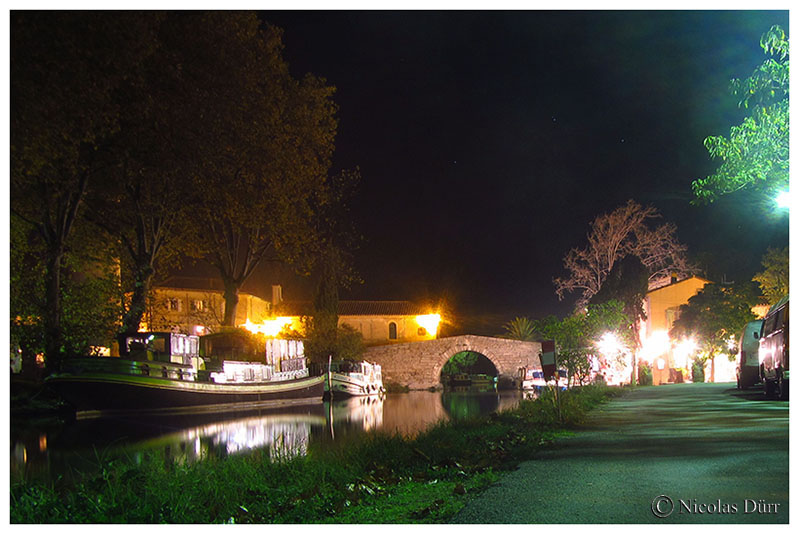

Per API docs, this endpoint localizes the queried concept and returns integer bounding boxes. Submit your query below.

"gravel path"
[452,382,789,524]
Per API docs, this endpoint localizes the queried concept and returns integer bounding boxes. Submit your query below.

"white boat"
[326,360,385,398]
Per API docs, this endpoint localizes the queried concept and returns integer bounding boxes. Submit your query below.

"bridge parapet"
[363,335,542,390]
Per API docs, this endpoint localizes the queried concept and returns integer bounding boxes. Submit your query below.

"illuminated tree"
[692,26,789,203]
[554,200,691,310]
[669,282,759,379]
[533,301,628,387]
[11,12,158,368]
[753,246,789,305]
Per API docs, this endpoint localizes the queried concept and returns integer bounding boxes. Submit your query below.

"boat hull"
[46,370,325,416]
[325,372,384,397]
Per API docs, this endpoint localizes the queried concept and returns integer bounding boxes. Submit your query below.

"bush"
[637,362,653,386]
[692,360,705,383]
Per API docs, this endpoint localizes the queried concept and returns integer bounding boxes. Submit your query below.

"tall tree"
[554,200,691,310]
[11,12,157,368]
[84,13,203,334]
[175,13,338,326]
[692,26,789,203]
[753,246,789,305]
[589,255,651,384]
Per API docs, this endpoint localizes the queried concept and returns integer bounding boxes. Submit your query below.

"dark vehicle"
[759,295,789,400]
[736,320,764,389]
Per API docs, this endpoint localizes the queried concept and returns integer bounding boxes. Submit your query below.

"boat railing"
[60,356,196,381]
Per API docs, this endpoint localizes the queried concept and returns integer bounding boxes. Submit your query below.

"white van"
[736,320,763,389]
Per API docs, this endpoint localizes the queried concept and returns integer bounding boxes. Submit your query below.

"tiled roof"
[279,300,430,317]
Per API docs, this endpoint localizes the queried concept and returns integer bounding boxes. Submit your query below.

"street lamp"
[775,189,790,210]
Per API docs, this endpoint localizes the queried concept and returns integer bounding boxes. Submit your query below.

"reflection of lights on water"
[181,416,313,460]
[39,434,47,452]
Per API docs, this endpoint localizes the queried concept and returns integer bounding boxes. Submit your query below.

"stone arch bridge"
[363,335,543,390]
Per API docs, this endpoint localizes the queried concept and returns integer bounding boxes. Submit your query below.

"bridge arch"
[363,335,543,390]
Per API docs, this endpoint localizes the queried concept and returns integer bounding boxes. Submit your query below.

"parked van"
[736,319,764,389]
[759,295,789,400]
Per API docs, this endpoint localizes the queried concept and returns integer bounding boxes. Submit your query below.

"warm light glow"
[640,331,670,364]
[242,317,294,337]
[597,332,623,357]
[673,338,697,369]
[775,189,791,209]
[726,334,737,352]
[415,314,441,336]
[194,325,206,336]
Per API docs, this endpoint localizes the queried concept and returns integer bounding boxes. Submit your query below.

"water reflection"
[11,390,524,485]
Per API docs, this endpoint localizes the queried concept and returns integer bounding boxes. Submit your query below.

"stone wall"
[364,335,543,390]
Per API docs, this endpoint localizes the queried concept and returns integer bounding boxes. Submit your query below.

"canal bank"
[11,385,625,523]
[452,382,789,524]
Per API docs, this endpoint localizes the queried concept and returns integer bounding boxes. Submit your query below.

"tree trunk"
[122,262,154,334]
[222,278,240,327]
[43,247,64,372]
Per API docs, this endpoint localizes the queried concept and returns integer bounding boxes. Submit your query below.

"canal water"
[10,389,526,485]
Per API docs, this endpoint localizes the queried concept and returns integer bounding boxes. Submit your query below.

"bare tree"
[554,200,692,310]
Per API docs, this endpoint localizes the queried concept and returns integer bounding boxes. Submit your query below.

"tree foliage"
[177,13,339,326]
[501,317,537,341]
[669,282,759,359]
[692,25,789,203]
[753,246,789,305]
[554,200,691,310]
[11,12,158,367]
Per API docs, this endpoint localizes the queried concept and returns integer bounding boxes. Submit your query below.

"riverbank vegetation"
[11,385,628,523]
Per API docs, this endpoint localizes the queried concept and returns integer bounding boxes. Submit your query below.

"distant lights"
[415,314,441,336]
[242,317,294,337]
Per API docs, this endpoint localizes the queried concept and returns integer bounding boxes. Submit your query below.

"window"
[191,299,207,312]
[388,322,398,340]
[166,297,181,311]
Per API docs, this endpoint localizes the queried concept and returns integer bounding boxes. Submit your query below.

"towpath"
[452,382,789,523]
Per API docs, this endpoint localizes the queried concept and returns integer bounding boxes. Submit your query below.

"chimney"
[271,285,283,306]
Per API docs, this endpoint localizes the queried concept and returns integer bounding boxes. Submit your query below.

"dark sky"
[229,10,789,333]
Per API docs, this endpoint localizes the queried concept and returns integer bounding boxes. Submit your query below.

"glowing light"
[640,331,670,364]
[775,189,791,209]
[726,334,737,352]
[241,317,294,337]
[673,338,697,369]
[415,314,441,336]
[597,332,623,357]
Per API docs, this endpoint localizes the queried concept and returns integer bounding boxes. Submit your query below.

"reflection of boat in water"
[46,403,329,467]
[329,395,384,432]
[468,374,496,388]
[46,331,324,417]
[325,360,384,397]
[445,373,471,387]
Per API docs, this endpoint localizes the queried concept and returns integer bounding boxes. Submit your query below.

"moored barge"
[46,331,324,416]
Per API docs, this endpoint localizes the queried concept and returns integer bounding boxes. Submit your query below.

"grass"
[10,384,629,523]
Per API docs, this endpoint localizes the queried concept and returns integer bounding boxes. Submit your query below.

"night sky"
[216,10,789,334]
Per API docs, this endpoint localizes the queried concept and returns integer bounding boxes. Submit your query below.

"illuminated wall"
[643,276,710,335]
[144,287,271,335]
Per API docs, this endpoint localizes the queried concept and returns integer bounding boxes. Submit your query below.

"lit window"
[191,299,206,312]
[167,297,181,311]
[388,322,397,340]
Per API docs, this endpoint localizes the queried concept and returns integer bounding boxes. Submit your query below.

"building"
[143,282,439,345]
[277,299,440,344]
[142,285,272,337]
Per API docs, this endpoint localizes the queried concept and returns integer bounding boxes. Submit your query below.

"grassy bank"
[11,385,629,523]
